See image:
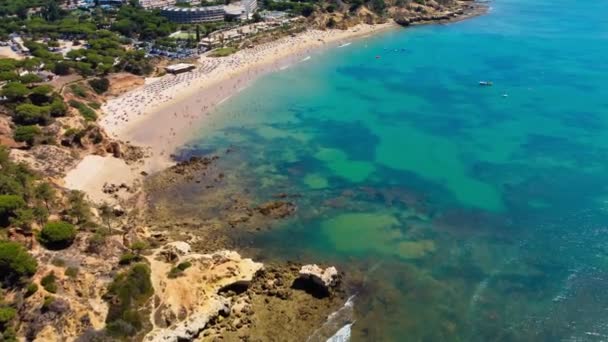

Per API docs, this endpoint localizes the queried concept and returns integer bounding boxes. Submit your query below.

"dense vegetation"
[0,1,172,77]
[104,263,154,338]
[0,64,68,148]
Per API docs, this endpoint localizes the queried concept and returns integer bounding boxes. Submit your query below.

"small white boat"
[479,81,493,86]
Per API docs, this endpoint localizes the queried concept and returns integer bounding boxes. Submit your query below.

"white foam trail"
[326,323,353,342]
[552,268,580,303]
[217,96,231,105]
[338,42,352,48]
[327,295,355,321]
[307,295,356,342]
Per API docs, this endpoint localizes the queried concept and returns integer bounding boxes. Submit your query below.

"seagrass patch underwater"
[167,0,608,339]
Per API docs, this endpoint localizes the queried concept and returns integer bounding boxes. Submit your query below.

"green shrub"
[119,253,138,265]
[130,241,148,254]
[13,125,42,147]
[167,261,193,279]
[49,98,68,117]
[38,221,77,250]
[86,232,106,254]
[53,62,71,76]
[19,73,42,84]
[13,104,52,126]
[0,195,25,227]
[9,208,34,231]
[88,78,110,94]
[25,283,38,297]
[0,72,18,82]
[87,102,101,110]
[68,100,97,121]
[31,85,53,97]
[104,263,153,337]
[51,257,66,267]
[167,267,182,278]
[65,267,79,278]
[41,272,58,293]
[69,84,88,98]
[1,82,29,101]
[0,241,37,285]
[177,261,192,271]
[0,306,16,326]
[42,296,54,311]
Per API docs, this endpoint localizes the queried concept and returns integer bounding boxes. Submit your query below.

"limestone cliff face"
[145,243,264,341]
[312,0,479,30]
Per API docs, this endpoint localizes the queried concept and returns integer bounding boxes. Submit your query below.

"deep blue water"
[174,0,608,340]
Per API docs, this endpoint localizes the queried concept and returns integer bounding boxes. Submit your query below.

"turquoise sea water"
[177,0,608,340]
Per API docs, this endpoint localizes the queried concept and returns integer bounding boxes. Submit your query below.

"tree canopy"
[0,241,38,285]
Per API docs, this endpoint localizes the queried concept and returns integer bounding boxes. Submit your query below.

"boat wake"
[217,95,232,105]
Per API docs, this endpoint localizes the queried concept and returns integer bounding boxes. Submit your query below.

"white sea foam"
[552,268,580,303]
[307,295,356,342]
[326,323,353,342]
[327,295,355,321]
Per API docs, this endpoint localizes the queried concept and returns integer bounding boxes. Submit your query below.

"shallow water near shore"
[168,0,608,339]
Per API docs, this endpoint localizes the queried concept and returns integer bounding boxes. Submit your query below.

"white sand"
[63,155,137,203]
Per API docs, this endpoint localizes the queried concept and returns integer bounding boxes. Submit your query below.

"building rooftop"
[166,63,196,72]
[161,5,224,11]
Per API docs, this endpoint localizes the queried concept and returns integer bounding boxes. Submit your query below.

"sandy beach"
[101,23,397,166]
[62,23,397,202]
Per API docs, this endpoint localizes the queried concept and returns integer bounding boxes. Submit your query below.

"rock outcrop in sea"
[298,264,340,292]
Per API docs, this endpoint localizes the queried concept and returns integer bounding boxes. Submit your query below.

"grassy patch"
[69,84,88,98]
[209,47,238,57]
[87,102,101,110]
[41,272,58,293]
[65,267,79,278]
[25,283,38,297]
[69,100,97,121]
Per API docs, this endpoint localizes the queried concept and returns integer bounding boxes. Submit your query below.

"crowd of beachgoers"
[100,25,393,140]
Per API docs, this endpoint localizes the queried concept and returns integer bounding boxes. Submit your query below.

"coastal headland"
[67,1,487,203]
[57,3,488,341]
[0,0,486,340]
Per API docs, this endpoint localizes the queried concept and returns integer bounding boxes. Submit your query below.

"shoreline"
[101,22,398,169]
[65,22,399,202]
[102,4,488,166]
[65,5,488,202]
